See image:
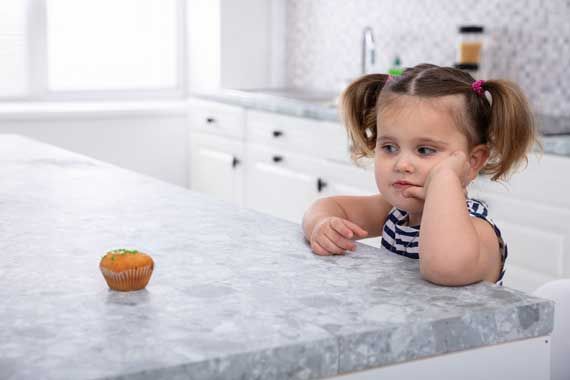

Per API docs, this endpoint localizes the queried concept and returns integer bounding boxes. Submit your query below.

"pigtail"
[481,79,538,181]
[340,74,390,161]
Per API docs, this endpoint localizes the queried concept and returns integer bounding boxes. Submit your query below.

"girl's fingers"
[330,217,368,239]
[403,185,426,200]
[318,234,349,254]
[311,217,367,256]
[343,220,369,238]
[330,217,355,238]
[311,240,330,256]
[323,227,356,252]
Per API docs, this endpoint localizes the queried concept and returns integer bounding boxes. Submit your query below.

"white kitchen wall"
[286,0,570,117]
[0,108,188,187]
[187,0,286,91]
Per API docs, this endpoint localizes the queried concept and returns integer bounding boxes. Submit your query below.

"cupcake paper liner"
[100,265,153,291]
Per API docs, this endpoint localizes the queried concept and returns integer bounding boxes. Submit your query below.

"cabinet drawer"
[246,110,351,162]
[244,144,377,223]
[189,99,245,139]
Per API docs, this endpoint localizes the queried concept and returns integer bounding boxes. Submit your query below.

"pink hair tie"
[472,79,485,96]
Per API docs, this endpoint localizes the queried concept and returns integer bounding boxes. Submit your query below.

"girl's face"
[374,95,471,217]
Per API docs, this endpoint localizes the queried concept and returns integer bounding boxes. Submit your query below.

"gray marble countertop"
[0,135,554,380]
[192,88,570,158]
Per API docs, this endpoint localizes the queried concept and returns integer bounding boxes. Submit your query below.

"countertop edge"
[97,298,554,379]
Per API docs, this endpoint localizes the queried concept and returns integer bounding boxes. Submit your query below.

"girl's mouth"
[393,180,416,190]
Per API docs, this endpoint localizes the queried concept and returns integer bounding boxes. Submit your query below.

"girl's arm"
[415,156,502,286]
[302,194,393,255]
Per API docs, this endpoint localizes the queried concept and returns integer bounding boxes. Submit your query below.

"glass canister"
[456,25,485,65]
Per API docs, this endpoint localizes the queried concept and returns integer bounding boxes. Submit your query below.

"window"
[0,1,29,97]
[0,0,185,100]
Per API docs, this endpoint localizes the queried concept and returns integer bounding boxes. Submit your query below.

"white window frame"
[2,0,187,102]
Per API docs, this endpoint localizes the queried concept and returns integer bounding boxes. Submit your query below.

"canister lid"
[458,25,484,33]
[454,63,479,71]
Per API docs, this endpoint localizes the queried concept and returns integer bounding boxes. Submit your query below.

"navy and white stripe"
[381,208,421,259]
[381,198,507,285]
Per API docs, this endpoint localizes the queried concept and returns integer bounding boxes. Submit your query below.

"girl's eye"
[381,144,398,153]
[418,146,437,155]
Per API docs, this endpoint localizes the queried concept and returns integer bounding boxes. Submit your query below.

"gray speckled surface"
[540,134,570,157]
[0,135,554,380]
[192,89,340,122]
[192,90,570,158]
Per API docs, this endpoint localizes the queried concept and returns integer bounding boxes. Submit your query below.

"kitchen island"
[0,135,554,379]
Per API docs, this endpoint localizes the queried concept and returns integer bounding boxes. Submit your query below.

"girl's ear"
[468,144,490,181]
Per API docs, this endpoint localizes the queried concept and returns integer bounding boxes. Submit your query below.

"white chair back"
[534,279,570,380]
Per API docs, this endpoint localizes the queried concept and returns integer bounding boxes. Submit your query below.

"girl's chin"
[387,194,424,212]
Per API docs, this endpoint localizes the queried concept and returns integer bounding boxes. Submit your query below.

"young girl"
[302,63,538,287]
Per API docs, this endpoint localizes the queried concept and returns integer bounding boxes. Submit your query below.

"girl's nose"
[394,155,414,173]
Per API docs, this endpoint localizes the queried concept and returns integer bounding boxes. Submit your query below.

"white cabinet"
[244,145,319,223]
[244,110,377,224]
[469,153,570,292]
[188,99,246,139]
[189,133,243,205]
[244,143,377,224]
[188,100,378,241]
[188,99,246,205]
[246,109,351,163]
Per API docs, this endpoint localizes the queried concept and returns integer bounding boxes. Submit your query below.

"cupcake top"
[99,249,154,273]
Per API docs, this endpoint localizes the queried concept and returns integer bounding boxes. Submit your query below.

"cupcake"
[99,249,154,291]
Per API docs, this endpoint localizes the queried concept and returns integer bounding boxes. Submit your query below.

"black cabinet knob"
[272,130,283,137]
[317,178,327,192]
[232,156,240,168]
[206,117,216,124]
[272,155,283,163]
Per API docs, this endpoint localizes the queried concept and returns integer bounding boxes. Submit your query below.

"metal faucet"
[361,26,376,75]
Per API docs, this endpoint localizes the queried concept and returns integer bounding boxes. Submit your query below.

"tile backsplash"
[286,0,570,120]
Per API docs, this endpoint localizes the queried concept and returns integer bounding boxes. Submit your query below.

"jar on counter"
[456,25,485,65]
[454,25,485,78]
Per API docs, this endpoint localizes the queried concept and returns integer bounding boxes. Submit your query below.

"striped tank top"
[381,198,507,285]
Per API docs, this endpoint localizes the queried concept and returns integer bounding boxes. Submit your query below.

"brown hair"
[341,63,539,181]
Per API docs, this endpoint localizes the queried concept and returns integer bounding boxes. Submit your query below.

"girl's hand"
[309,217,369,255]
[403,151,471,200]
[429,151,471,187]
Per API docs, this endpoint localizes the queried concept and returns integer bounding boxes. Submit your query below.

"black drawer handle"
[206,117,216,124]
[317,178,327,192]
[232,156,240,168]
[272,130,283,138]
[272,155,283,163]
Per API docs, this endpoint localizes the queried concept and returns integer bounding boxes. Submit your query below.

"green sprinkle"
[109,248,139,255]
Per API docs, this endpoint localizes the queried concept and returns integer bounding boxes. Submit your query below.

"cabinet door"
[189,132,243,205]
[244,145,319,224]
[315,158,377,197]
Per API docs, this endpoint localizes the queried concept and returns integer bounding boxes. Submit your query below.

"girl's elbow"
[419,250,481,286]
[420,267,479,286]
